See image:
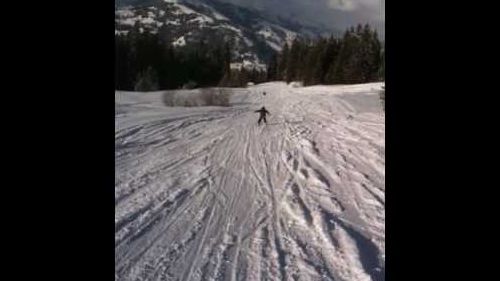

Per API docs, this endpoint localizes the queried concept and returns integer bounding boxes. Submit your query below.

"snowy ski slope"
[115,82,385,281]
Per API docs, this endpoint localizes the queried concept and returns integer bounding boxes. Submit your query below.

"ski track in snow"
[115,82,385,281]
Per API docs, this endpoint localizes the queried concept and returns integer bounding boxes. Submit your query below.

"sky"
[217,0,385,38]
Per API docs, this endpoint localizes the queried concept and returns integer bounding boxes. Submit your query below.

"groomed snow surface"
[115,82,385,281]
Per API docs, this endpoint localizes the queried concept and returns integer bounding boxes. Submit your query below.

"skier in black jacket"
[255,106,270,125]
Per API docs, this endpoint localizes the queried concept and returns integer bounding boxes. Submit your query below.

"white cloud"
[327,0,357,11]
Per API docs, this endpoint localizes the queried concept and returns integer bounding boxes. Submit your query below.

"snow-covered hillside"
[115,82,385,281]
[115,0,319,69]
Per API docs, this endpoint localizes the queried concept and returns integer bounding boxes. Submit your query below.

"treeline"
[219,67,267,87]
[115,24,268,91]
[116,23,384,91]
[267,24,383,85]
[116,24,231,91]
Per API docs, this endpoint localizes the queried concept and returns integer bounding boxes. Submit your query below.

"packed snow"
[115,82,385,281]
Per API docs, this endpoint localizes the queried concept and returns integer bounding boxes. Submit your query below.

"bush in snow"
[289,81,303,88]
[203,88,230,106]
[163,88,231,107]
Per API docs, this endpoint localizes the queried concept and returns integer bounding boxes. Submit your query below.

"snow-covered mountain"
[115,0,330,70]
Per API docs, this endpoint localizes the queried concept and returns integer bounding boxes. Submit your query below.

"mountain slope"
[115,0,329,69]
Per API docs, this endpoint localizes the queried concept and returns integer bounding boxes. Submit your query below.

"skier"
[255,106,270,125]
[263,91,266,96]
